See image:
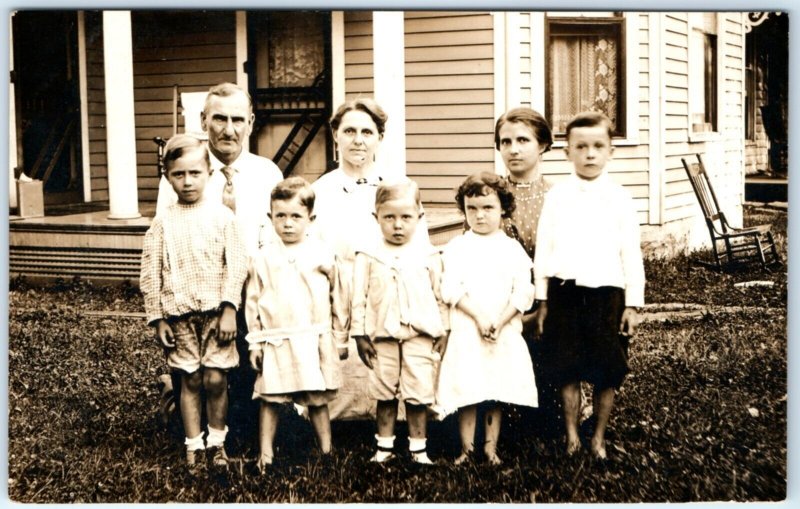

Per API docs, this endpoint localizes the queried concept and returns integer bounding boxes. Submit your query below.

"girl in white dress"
[245,177,346,472]
[437,172,539,465]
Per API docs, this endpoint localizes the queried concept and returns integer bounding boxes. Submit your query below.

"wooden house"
[8,10,783,280]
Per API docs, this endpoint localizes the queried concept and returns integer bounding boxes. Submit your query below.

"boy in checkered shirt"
[141,134,247,471]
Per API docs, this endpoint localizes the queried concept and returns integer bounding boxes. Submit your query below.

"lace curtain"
[268,12,325,87]
[549,34,618,133]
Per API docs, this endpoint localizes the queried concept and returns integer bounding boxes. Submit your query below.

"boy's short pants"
[540,278,629,390]
[166,310,239,373]
[370,335,437,406]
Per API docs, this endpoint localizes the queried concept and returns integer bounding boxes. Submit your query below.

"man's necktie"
[221,166,236,212]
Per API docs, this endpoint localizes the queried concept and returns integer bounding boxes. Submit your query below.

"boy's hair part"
[494,107,553,153]
[163,134,210,174]
[204,82,253,114]
[565,111,614,142]
[455,171,516,218]
[270,176,315,212]
[375,178,422,211]
[330,97,389,136]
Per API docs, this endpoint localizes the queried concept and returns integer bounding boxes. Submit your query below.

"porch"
[8,204,464,284]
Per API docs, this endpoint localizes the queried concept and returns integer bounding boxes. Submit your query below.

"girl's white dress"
[245,236,344,398]
[436,230,539,413]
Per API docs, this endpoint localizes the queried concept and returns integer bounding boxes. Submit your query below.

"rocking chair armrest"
[716,228,765,240]
[725,223,772,235]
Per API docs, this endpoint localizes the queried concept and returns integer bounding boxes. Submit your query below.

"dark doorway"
[13,11,83,206]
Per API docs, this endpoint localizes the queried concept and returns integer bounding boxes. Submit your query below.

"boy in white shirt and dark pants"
[533,111,645,461]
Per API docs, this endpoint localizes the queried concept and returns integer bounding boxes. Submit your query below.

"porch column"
[372,12,406,180]
[9,22,18,208]
[102,11,141,219]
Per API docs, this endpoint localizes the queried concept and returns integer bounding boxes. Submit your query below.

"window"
[689,13,718,134]
[545,14,626,138]
[744,36,757,140]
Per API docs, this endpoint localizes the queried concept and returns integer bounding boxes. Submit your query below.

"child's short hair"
[270,176,315,213]
[163,134,209,174]
[375,178,421,211]
[330,98,388,137]
[565,111,614,142]
[455,172,515,218]
[494,107,553,153]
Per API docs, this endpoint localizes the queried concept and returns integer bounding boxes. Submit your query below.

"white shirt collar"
[570,171,609,191]
[208,149,246,173]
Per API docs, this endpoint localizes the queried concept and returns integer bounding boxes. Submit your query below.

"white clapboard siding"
[404,11,496,204]
[344,11,373,99]
[130,11,236,201]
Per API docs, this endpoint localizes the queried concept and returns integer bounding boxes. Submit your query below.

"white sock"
[206,425,228,448]
[409,437,427,453]
[375,434,396,450]
[184,433,205,452]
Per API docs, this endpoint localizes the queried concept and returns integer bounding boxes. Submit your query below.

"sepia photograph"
[5,6,789,503]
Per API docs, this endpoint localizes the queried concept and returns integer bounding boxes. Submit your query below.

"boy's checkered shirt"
[140,199,248,324]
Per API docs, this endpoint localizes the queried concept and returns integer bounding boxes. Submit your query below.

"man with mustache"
[156,82,282,255]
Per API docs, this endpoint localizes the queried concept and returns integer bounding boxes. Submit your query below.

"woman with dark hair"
[311,98,429,420]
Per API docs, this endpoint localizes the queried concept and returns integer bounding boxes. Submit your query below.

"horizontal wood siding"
[85,12,108,202]
[519,12,532,108]
[344,11,373,99]
[404,11,495,204]
[131,11,236,203]
[661,13,693,223]
[661,12,745,225]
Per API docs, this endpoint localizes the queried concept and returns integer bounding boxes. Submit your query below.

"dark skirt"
[539,278,629,390]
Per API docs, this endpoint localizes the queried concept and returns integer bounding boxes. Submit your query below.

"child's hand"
[337,346,349,361]
[354,336,377,369]
[619,307,640,338]
[249,349,262,372]
[521,312,538,335]
[155,320,175,348]
[432,334,449,358]
[533,301,548,340]
[474,314,495,342]
[217,305,237,343]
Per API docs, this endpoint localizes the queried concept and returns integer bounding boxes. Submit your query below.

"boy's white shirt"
[533,171,645,307]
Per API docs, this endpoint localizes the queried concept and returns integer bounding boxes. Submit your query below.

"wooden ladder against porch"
[272,111,326,177]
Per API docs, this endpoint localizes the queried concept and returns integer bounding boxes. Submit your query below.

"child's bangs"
[464,183,497,199]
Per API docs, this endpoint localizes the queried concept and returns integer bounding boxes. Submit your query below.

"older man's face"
[201,91,254,165]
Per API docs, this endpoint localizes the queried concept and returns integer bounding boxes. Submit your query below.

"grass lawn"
[7,205,787,503]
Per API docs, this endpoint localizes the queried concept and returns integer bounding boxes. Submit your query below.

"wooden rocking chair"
[681,154,781,271]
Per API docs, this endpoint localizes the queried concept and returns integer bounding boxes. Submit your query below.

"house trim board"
[648,12,664,225]
[331,11,345,109]
[77,11,92,203]
[492,11,506,175]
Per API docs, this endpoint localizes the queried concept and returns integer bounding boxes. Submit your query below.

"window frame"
[744,35,757,141]
[688,13,722,142]
[544,14,627,141]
